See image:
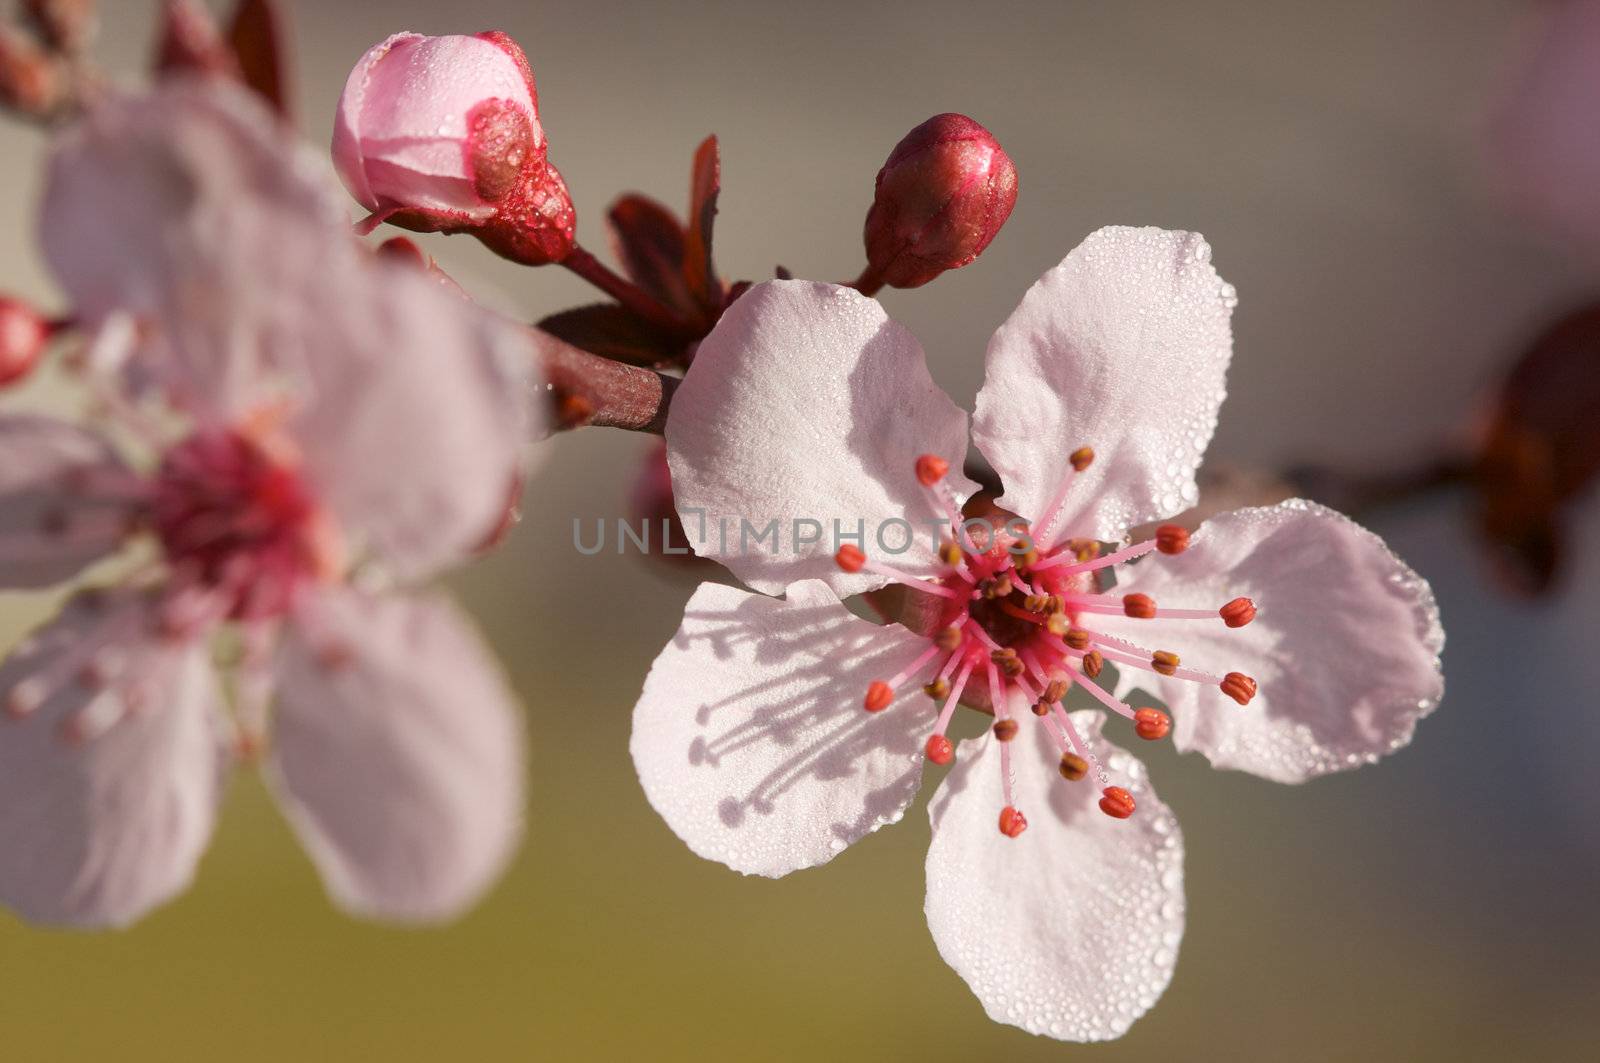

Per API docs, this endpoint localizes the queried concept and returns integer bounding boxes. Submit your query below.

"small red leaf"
[537,304,682,367]
[155,0,237,79]
[1475,300,1600,595]
[227,0,292,117]
[682,134,723,311]
[606,194,695,315]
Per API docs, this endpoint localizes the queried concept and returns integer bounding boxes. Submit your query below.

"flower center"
[839,448,1259,837]
[152,427,337,623]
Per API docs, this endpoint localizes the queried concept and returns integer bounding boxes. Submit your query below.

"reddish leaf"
[606,194,695,316]
[538,304,681,367]
[155,0,237,79]
[227,0,292,117]
[1474,300,1600,595]
[682,135,723,310]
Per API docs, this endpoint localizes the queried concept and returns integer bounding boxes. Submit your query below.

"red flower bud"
[0,296,49,387]
[860,113,1017,291]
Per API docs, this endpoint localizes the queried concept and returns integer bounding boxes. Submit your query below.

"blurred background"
[2,0,1598,1059]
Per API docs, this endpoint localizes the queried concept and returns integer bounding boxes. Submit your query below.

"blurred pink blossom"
[0,81,534,928]
[1489,0,1600,244]
[632,228,1444,1039]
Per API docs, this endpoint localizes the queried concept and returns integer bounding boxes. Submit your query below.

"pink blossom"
[332,31,575,265]
[0,81,533,928]
[632,227,1444,1039]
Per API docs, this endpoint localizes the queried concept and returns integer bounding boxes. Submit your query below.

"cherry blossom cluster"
[0,1,1449,1044]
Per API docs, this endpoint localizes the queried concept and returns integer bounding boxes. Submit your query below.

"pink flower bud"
[0,296,49,387]
[333,31,575,264]
[861,113,1017,290]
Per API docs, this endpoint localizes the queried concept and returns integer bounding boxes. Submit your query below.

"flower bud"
[333,31,575,265]
[861,113,1017,290]
[0,296,49,387]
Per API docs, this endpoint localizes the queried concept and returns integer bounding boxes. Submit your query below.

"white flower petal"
[0,590,226,927]
[666,281,977,597]
[973,226,1234,542]
[1099,500,1445,783]
[287,259,535,580]
[266,588,525,923]
[41,80,353,418]
[0,415,139,589]
[925,710,1184,1041]
[631,579,935,876]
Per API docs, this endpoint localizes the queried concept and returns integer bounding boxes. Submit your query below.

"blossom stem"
[560,244,698,337]
[534,331,677,433]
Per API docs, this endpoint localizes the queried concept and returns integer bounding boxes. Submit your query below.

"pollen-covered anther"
[1123,593,1157,619]
[923,677,950,699]
[1063,627,1091,651]
[1064,538,1099,562]
[835,544,866,573]
[1220,597,1257,627]
[935,625,963,651]
[1155,524,1191,555]
[1030,700,1050,717]
[1069,446,1095,472]
[863,681,893,712]
[915,454,950,486]
[1058,752,1089,781]
[938,541,963,566]
[1043,678,1069,704]
[993,718,1019,742]
[1081,650,1105,679]
[1151,650,1180,676]
[925,733,954,765]
[990,647,1024,678]
[1023,593,1051,613]
[981,575,1013,600]
[1045,613,1070,636]
[1099,786,1136,819]
[1133,707,1171,741]
[1221,671,1258,705]
[998,805,1028,838]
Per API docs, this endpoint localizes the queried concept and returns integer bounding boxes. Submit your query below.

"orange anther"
[1069,446,1095,472]
[935,625,964,651]
[1043,679,1069,704]
[864,681,893,712]
[1064,627,1091,651]
[998,805,1028,837]
[1030,700,1051,717]
[938,541,963,566]
[835,544,866,573]
[1059,752,1089,781]
[1133,707,1171,741]
[1220,597,1256,628]
[1123,593,1157,619]
[1151,650,1180,676]
[925,733,954,765]
[916,454,950,486]
[1081,651,1104,679]
[1155,524,1190,555]
[1221,672,1258,705]
[1099,786,1136,819]
[993,718,1019,742]
[923,678,950,700]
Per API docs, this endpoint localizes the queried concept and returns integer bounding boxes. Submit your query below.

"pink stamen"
[885,644,943,689]
[1031,538,1156,574]
[987,662,1016,808]
[859,558,962,599]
